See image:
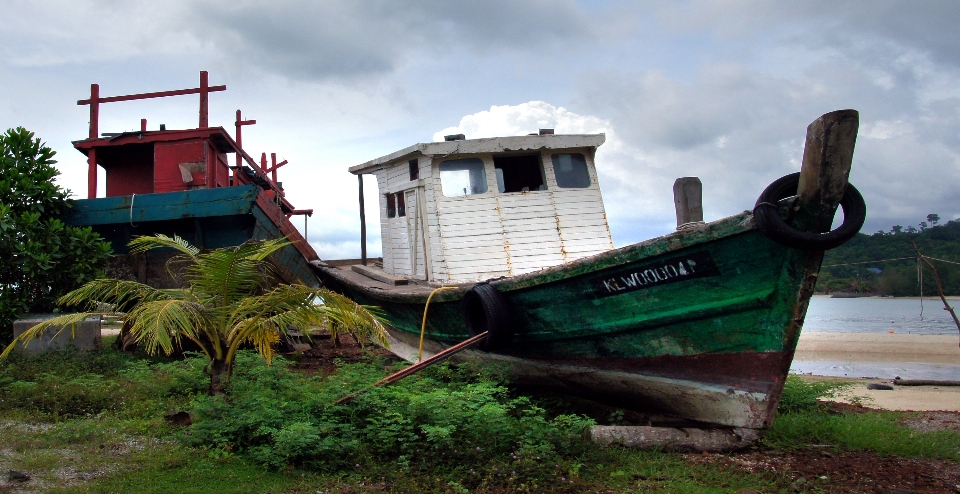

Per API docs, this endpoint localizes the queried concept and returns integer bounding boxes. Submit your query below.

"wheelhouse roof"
[349,133,606,175]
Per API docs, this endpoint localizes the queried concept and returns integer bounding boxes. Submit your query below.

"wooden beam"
[359,174,367,266]
[796,109,859,232]
[673,177,703,227]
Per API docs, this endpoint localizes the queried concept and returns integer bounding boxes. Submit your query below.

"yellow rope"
[419,286,458,362]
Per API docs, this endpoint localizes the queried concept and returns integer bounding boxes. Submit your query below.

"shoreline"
[793,331,960,411]
[795,332,959,364]
[812,294,960,300]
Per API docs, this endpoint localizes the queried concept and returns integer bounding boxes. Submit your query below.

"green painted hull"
[318,211,822,429]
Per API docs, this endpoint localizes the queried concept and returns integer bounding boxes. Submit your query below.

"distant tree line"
[817,214,959,296]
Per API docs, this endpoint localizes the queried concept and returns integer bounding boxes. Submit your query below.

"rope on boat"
[129,193,138,227]
[419,286,458,362]
[822,256,960,268]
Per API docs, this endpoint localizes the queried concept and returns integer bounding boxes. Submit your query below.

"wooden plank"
[62,185,260,226]
[352,264,408,285]
[438,223,505,237]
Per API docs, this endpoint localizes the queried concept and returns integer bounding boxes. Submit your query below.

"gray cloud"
[655,1,960,68]
[577,48,960,241]
[196,0,597,80]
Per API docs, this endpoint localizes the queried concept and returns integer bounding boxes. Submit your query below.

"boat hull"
[62,185,320,287]
[318,211,822,428]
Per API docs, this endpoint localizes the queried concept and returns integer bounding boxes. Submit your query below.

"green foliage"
[0,127,112,344]
[183,353,595,486]
[769,376,960,460]
[776,375,850,414]
[0,347,206,420]
[819,218,960,295]
[766,411,960,460]
[3,234,387,395]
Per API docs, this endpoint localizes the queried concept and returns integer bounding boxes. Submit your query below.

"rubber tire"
[753,172,866,251]
[461,283,513,351]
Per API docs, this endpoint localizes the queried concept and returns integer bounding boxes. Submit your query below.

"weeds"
[2,349,957,492]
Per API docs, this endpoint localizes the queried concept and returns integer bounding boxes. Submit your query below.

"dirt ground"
[690,446,960,493]
[290,333,399,376]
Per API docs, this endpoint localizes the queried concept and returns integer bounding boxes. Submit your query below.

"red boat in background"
[62,71,319,287]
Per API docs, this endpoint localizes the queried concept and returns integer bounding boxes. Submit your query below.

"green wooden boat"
[314,110,866,429]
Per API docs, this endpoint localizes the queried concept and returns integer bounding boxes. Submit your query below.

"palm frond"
[57,278,175,312]
[128,234,199,257]
[1,313,101,358]
[314,289,389,348]
[186,239,289,303]
[124,299,211,356]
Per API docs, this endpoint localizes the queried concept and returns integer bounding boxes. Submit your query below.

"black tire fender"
[753,172,866,251]
[461,282,513,351]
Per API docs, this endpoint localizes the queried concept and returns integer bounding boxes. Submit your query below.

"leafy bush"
[184,352,596,483]
[0,348,206,419]
[0,127,111,344]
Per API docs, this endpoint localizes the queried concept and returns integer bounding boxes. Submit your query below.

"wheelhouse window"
[408,159,419,181]
[439,158,487,197]
[552,153,591,188]
[494,154,545,193]
[386,193,396,218]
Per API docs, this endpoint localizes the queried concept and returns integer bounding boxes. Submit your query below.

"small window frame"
[438,158,489,198]
[408,159,419,181]
[551,153,591,189]
[386,193,396,218]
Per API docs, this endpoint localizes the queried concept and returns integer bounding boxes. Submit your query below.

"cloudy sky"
[2,1,957,259]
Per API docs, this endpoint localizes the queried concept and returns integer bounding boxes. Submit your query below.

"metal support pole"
[359,174,367,266]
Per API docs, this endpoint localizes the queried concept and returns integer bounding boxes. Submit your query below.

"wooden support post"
[87,148,97,199]
[359,174,367,266]
[87,83,99,199]
[673,177,703,228]
[796,109,859,232]
[234,109,256,185]
[199,71,209,128]
[271,153,278,183]
[88,83,99,139]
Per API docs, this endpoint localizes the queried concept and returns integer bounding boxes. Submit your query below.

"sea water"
[790,296,960,380]
[802,296,959,335]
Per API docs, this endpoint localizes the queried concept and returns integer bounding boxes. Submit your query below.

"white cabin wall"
[384,162,413,278]
[371,169,394,274]
[366,142,613,284]
[432,156,512,282]
[419,157,449,281]
[541,149,614,260]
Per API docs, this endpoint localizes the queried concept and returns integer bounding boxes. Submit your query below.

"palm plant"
[2,234,387,394]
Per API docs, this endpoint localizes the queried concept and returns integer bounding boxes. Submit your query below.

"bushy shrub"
[0,349,207,419]
[0,127,111,344]
[184,352,595,482]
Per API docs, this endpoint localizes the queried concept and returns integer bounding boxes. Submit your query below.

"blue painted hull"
[62,186,318,286]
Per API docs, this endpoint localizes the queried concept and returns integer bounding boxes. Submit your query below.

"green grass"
[765,410,960,460]
[2,351,958,492]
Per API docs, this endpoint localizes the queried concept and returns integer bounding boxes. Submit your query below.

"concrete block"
[12,314,102,355]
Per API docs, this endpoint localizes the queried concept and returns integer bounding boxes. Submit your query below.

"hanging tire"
[753,172,866,251]
[462,282,513,351]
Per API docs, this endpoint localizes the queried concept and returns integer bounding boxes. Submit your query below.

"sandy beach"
[795,331,960,411]
[796,332,959,365]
